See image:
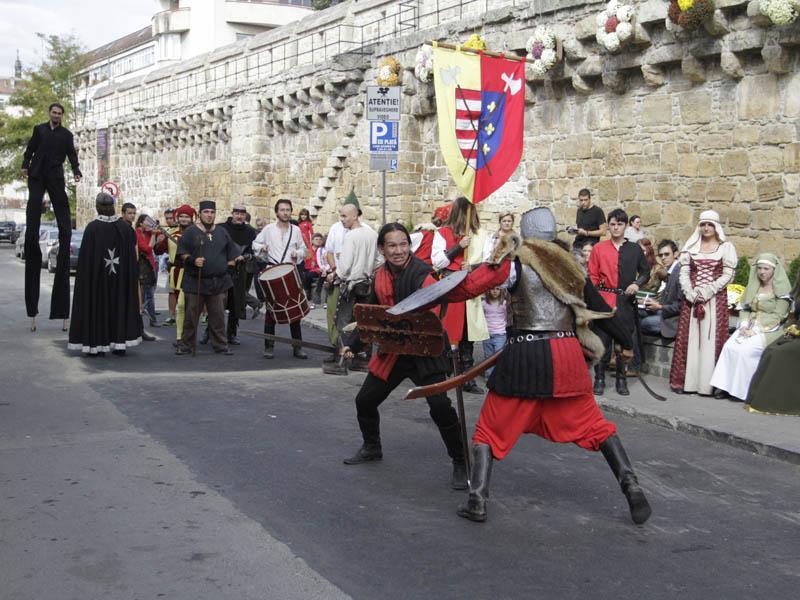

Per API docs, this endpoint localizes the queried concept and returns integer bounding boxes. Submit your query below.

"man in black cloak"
[68,193,142,355]
[218,203,257,345]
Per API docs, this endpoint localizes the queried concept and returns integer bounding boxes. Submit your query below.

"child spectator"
[481,287,507,378]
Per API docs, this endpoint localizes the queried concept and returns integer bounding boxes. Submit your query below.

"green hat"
[343,189,360,211]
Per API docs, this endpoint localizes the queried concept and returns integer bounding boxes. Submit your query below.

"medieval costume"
[167,205,196,339]
[219,208,257,345]
[343,233,510,489]
[432,199,490,394]
[411,203,452,266]
[587,232,649,395]
[22,120,81,325]
[670,211,737,395]
[710,254,791,400]
[746,275,800,415]
[68,193,142,355]
[176,200,241,355]
[458,208,651,526]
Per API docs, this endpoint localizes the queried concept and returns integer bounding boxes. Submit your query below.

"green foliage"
[733,255,751,287]
[312,0,331,10]
[788,255,800,286]
[0,33,86,186]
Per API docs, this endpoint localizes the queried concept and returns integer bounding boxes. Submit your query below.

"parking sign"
[370,121,399,153]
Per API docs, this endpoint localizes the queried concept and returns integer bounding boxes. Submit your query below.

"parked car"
[0,221,15,243]
[15,226,26,258]
[10,222,23,244]
[48,230,83,273]
[38,228,60,268]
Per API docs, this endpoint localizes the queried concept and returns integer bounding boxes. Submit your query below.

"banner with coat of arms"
[432,45,525,204]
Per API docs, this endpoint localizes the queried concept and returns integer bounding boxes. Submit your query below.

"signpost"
[366,86,401,225]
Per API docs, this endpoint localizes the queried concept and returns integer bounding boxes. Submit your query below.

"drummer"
[253,199,310,359]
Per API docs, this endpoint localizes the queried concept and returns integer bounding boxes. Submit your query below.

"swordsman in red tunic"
[457,208,651,526]
[340,223,510,490]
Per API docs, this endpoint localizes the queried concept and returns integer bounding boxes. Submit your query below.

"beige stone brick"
[636,181,655,201]
[756,176,785,202]
[622,142,644,155]
[563,134,593,160]
[612,99,637,128]
[770,207,796,230]
[733,125,761,146]
[641,95,673,126]
[605,150,625,176]
[748,146,785,173]
[759,124,795,145]
[727,205,751,226]
[696,134,732,151]
[739,181,758,202]
[661,202,694,225]
[593,178,619,203]
[737,75,779,120]
[698,156,721,177]
[784,143,800,172]
[720,150,749,176]
[706,180,738,203]
[566,162,584,178]
[654,182,676,201]
[785,72,800,118]
[678,154,699,177]
[678,90,712,124]
[660,143,678,172]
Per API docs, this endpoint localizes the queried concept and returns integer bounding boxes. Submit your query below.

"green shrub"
[733,256,750,287]
[788,255,800,286]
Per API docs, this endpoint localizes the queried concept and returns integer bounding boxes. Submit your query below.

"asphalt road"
[1,245,799,599]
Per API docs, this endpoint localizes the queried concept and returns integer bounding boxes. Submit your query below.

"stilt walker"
[21,102,82,331]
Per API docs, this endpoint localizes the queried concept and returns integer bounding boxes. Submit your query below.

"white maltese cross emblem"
[104,248,119,275]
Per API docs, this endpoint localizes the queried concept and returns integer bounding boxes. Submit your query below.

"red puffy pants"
[473,391,617,459]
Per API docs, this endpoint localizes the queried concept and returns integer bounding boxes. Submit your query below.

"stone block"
[574,15,597,41]
[762,44,792,74]
[784,143,800,172]
[681,55,706,83]
[699,156,721,177]
[746,0,772,26]
[662,202,695,225]
[641,64,665,87]
[576,55,603,78]
[641,95,672,126]
[678,90,712,124]
[727,204,751,226]
[757,176,785,203]
[759,125,795,145]
[660,143,678,171]
[563,134,593,160]
[748,146,784,173]
[638,0,668,23]
[720,150,749,176]
[706,180,737,203]
[678,154,699,177]
[737,75,778,120]
[696,134,732,151]
[786,73,800,118]
[721,50,745,80]
[612,98,637,128]
[733,126,760,147]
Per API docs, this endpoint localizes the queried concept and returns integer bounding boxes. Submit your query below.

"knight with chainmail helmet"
[457,207,652,526]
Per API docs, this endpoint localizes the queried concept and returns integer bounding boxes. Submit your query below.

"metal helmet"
[520,207,556,241]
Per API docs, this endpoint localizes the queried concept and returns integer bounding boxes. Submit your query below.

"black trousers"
[25,176,71,318]
[354,356,462,460]
[263,313,302,349]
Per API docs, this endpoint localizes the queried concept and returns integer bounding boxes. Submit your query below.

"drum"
[259,264,310,324]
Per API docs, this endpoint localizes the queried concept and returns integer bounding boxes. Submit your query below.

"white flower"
[414,46,434,82]
[616,21,634,41]
[616,4,633,22]
[760,0,800,25]
[607,0,620,14]
[603,33,621,52]
[597,12,609,27]
[531,61,548,77]
[540,48,557,67]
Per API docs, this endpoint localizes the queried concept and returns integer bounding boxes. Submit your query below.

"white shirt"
[336,222,380,283]
[252,222,305,265]
[324,220,347,267]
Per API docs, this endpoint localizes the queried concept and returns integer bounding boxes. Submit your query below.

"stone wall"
[75,0,800,260]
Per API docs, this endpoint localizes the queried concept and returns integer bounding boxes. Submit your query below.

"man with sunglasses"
[641,240,682,340]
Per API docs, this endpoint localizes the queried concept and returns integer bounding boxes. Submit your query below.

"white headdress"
[681,209,726,254]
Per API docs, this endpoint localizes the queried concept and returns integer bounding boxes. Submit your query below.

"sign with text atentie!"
[366,86,401,121]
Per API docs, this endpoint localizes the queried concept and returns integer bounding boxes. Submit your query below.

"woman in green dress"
[745,262,799,414]
[710,254,791,400]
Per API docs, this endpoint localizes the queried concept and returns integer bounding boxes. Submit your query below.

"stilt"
[30,317,37,332]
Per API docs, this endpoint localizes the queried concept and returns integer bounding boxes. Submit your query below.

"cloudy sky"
[0,0,156,77]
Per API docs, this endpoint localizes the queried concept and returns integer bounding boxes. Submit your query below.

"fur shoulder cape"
[492,236,612,363]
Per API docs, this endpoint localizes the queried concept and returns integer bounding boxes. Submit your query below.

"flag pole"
[426,41,525,62]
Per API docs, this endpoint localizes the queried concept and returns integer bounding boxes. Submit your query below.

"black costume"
[68,215,142,354]
[219,217,257,342]
[22,122,81,319]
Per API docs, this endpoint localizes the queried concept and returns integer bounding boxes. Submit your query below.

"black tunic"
[177,224,240,295]
[219,218,257,319]
[68,216,142,353]
[22,122,81,180]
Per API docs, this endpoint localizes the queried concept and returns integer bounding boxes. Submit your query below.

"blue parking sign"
[370,121,399,153]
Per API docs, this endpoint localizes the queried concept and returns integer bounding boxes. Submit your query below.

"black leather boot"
[593,363,606,395]
[600,435,652,525]
[343,443,383,465]
[615,360,630,396]
[438,423,467,490]
[457,444,493,522]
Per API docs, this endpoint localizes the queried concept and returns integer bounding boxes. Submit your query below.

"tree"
[0,33,86,189]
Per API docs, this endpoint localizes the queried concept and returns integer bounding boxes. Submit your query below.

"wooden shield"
[354,304,444,357]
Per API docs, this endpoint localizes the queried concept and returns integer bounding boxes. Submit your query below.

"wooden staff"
[426,41,525,62]
[192,237,204,356]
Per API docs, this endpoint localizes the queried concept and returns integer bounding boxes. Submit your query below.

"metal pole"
[382,169,386,226]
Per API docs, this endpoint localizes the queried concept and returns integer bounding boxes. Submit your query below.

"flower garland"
[414,45,434,83]
[462,34,487,51]
[760,0,800,24]
[596,0,635,52]
[667,0,715,31]
[376,56,401,86]
[526,26,559,77]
